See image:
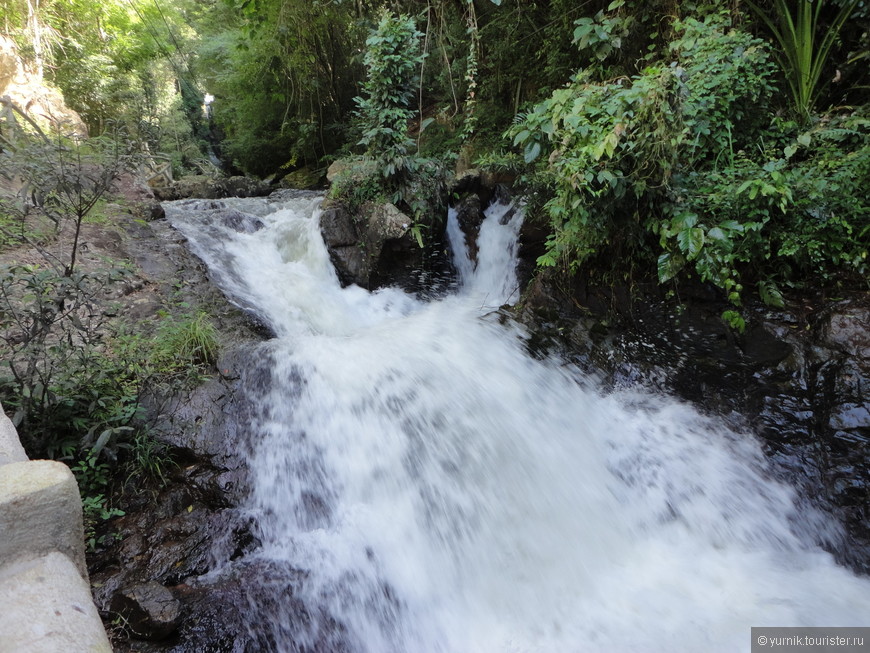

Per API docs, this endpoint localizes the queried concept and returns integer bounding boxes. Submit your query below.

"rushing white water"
[165,194,870,653]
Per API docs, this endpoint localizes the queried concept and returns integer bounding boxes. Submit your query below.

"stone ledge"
[0,409,26,465]
[0,459,87,578]
[0,552,112,653]
[0,401,111,652]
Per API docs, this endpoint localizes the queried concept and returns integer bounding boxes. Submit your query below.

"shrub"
[355,10,425,183]
[508,8,867,329]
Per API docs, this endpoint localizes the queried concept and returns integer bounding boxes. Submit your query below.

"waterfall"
[165,194,870,652]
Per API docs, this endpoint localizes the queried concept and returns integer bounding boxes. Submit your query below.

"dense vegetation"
[4,2,866,298]
[0,0,867,532]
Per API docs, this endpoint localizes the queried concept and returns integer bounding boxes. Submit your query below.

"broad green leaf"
[707,227,727,241]
[513,129,531,146]
[657,252,685,282]
[524,141,542,163]
[719,220,745,233]
[721,310,746,333]
[677,227,705,260]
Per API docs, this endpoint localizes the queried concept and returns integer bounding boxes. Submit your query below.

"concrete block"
[0,552,112,653]
[0,406,27,466]
[0,460,87,579]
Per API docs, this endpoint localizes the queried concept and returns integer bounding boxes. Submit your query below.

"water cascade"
[165,193,870,652]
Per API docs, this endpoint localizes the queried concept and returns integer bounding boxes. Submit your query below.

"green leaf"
[92,429,114,457]
[677,227,705,260]
[797,132,811,147]
[597,169,615,185]
[721,310,746,333]
[524,141,542,163]
[707,227,727,242]
[758,280,785,308]
[719,220,745,233]
[513,129,531,146]
[657,252,685,282]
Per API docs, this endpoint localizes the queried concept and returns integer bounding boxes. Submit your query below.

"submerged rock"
[219,209,265,234]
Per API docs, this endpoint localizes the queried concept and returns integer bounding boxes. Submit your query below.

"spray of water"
[165,195,870,652]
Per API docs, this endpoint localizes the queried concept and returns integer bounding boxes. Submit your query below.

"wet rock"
[218,209,264,234]
[319,201,425,289]
[821,306,870,359]
[157,176,272,202]
[319,202,371,287]
[453,194,484,263]
[830,403,870,431]
[215,176,273,199]
[169,559,351,653]
[146,201,166,221]
[320,203,360,247]
[367,202,411,241]
[279,167,322,189]
[111,582,181,641]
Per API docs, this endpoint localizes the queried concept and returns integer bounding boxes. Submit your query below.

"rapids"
[164,193,870,653]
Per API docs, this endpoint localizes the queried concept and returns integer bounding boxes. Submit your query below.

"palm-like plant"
[744,0,860,120]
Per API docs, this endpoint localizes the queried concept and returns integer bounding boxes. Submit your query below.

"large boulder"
[319,201,415,289]
[319,202,368,287]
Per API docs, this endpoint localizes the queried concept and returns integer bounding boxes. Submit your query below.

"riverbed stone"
[219,208,265,233]
[367,202,411,242]
[453,193,484,263]
[111,582,182,640]
[157,175,272,201]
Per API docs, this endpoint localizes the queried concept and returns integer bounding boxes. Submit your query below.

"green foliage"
[0,113,135,276]
[197,0,365,175]
[573,3,632,62]
[508,7,868,329]
[327,158,386,214]
[745,0,861,120]
[355,10,426,183]
[0,123,212,530]
[126,432,174,487]
[72,452,126,551]
[0,266,141,458]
